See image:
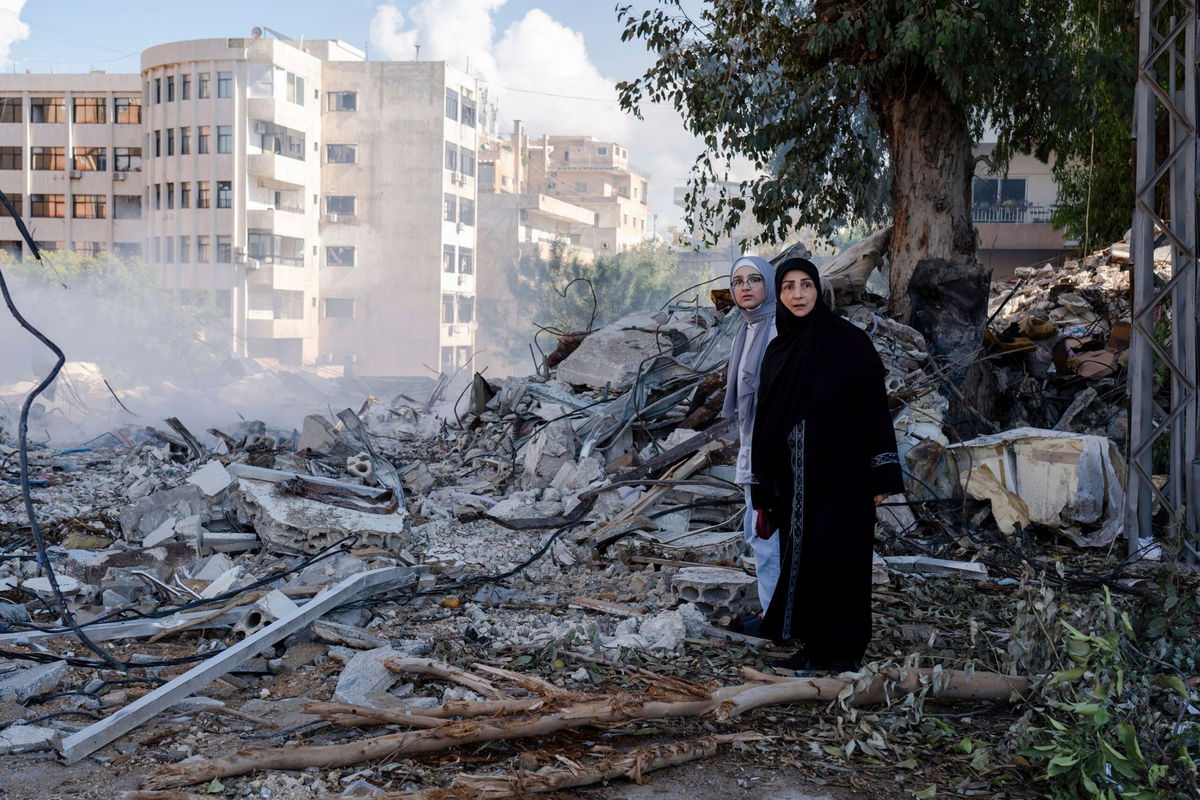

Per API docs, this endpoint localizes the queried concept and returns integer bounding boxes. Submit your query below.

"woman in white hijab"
[723,255,781,631]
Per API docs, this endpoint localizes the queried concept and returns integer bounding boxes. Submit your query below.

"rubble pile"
[0,243,1192,799]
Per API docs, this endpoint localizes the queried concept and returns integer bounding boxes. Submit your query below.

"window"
[216,234,232,263]
[198,72,210,99]
[326,144,356,164]
[180,126,190,155]
[72,195,106,219]
[114,147,141,172]
[30,97,65,123]
[445,88,458,120]
[217,125,232,154]
[149,236,159,261]
[196,234,210,263]
[460,148,475,177]
[249,231,304,265]
[73,96,106,123]
[0,240,21,260]
[31,146,65,170]
[0,97,21,123]
[166,129,175,156]
[458,198,475,226]
[163,236,174,264]
[257,122,305,160]
[598,146,608,155]
[443,193,456,222]
[0,194,21,218]
[216,180,232,208]
[73,147,106,171]
[113,195,141,219]
[461,97,476,128]
[181,74,191,100]
[71,241,103,259]
[35,240,64,253]
[154,78,161,103]
[153,130,161,157]
[180,182,191,208]
[457,294,475,323]
[217,71,232,98]
[458,247,474,274]
[113,242,141,259]
[286,72,305,105]
[198,125,210,154]
[0,146,19,170]
[31,194,64,218]
[153,184,161,210]
[441,292,455,323]
[197,181,210,208]
[575,181,587,192]
[443,245,455,272]
[165,182,174,210]
[114,96,141,124]
[326,246,355,266]
[324,298,355,318]
[972,177,1027,205]
[179,235,190,263]
[166,76,175,102]
[444,142,458,171]
[325,195,355,215]
[326,91,357,111]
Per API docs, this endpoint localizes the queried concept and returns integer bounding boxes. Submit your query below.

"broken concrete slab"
[233,477,408,553]
[522,419,579,488]
[0,723,58,754]
[884,556,989,581]
[670,566,758,619]
[554,312,690,392]
[0,661,68,703]
[186,460,233,499]
[333,643,433,709]
[119,484,207,540]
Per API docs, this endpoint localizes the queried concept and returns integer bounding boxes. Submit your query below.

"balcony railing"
[972,203,1058,224]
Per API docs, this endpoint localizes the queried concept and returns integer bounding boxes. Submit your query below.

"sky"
[0,0,713,236]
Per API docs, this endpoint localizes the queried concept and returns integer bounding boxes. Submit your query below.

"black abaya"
[750,261,903,665]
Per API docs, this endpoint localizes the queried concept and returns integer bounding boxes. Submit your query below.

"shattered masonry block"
[186,460,233,499]
[346,452,373,480]
[522,419,578,488]
[0,724,58,755]
[119,484,207,540]
[0,661,68,703]
[232,589,300,640]
[669,566,758,619]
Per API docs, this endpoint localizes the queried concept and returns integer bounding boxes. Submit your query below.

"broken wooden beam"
[59,566,415,765]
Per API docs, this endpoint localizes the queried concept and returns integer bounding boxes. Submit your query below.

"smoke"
[0,0,29,62]
[368,1,705,233]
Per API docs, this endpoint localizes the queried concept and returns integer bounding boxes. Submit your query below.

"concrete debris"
[0,234,1159,797]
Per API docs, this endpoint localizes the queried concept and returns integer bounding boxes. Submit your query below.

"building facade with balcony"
[0,72,144,263]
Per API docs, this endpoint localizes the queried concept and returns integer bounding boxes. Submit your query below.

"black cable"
[0,189,123,671]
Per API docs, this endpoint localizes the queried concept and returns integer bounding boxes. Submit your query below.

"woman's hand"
[754,509,774,539]
[873,494,888,507]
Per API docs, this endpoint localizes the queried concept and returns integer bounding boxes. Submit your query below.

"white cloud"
[368,1,707,235]
[0,0,30,62]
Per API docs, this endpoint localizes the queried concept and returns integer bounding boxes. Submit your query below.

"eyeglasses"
[731,275,764,289]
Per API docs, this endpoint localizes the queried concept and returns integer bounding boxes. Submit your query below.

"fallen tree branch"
[144,668,1031,789]
[304,697,547,726]
[379,732,763,799]
[385,657,509,700]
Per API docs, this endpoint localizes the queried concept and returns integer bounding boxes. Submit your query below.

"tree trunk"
[874,68,988,340]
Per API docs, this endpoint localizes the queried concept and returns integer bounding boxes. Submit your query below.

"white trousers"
[742,484,780,612]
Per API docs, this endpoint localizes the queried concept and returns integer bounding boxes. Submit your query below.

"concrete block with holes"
[669,566,757,619]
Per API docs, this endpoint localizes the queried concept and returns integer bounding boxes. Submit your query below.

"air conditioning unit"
[113,172,126,181]
[447,325,458,336]
[253,121,269,133]
[319,352,335,364]
[70,169,82,179]
[325,213,340,223]
[456,221,464,233]
[457,273,468,285]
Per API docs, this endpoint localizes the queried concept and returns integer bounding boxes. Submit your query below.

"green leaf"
[1118,722,1145,766]
[913,785,937,800]
[953,738,975,755]
[1154,674,1190,698]
[206,778,225,794]
[512,654,533,666]
[1051,667,1084,683]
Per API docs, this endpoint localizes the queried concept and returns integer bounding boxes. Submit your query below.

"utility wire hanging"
[0,188,123,669]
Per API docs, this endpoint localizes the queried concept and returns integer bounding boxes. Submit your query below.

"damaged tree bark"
[143,668,1031,789]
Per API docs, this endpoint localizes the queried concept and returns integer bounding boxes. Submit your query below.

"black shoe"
[768,652,831,675]
[728,613,762,636]
[829,659,862,674]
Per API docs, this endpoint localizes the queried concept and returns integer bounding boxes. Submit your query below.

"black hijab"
[755,258,836,426]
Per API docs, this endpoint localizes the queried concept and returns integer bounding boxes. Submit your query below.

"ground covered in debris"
[0,244,1196,799]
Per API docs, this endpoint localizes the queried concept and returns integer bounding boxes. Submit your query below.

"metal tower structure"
[1129,0,1199,559]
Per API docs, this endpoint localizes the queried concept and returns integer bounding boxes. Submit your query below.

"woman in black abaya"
[750,258,903,673]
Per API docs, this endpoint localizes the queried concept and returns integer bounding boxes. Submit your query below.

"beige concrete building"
[1,37,478,379]
[0,72,144,262]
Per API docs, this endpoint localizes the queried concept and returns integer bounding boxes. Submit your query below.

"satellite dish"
[250,27,263,40]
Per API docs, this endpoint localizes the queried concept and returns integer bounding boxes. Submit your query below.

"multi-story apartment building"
[0,36,478,378]
[0,73,144,262]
